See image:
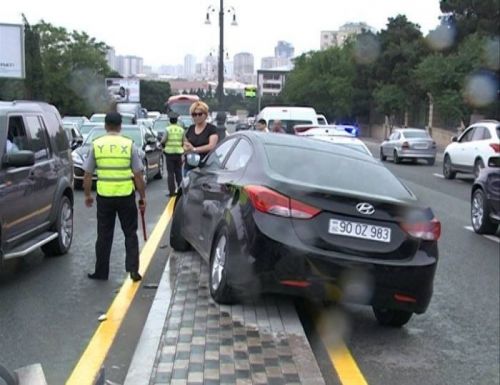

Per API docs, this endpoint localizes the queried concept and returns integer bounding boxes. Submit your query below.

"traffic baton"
[139,201,147,241]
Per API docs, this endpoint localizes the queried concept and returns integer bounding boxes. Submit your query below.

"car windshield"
[269,120,313,133]
[265,144,413,200]
[402,131,429,139]
[153,119,169,131]
[82,127,143,147]
[80,124,101,135]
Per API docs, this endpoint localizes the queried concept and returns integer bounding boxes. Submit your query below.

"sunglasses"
[191,112,205,117]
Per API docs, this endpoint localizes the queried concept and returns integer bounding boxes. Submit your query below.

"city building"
[184,54,196,79]
[116,55,144,77]
[106,47,116,71]
[321,22,376,50]
[260,56,291,70]
[234,52,255,82]
[275,41,294,59]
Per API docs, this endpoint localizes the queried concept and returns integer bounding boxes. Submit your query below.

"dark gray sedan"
[380,128,437,165]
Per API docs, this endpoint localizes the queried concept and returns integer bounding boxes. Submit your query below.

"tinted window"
[471,126,486,141]
[224,140,253,171]
[24,116,49,161]
[204,138,237,169]
[265,144,413,200]
[460,128,474,142]
[402,131,429,139]
[482,128,492,140]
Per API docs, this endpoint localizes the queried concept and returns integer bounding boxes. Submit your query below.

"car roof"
[237,131,377,163]
[395,128,427,133]
[0,100,57,116]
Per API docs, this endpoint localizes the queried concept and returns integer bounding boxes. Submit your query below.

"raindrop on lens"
[484,37,500,71]
[353,34,380,65]
[426,24,456,51]
[464,72,498,108]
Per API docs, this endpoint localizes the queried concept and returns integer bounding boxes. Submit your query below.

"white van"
[256,106,318,133]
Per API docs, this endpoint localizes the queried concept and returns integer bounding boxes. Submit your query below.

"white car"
[443,120,500,179]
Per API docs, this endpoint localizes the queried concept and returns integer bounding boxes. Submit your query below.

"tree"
[140,80,172,112]
[22,14,45,100]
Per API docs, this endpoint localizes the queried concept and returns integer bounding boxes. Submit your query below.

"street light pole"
[217,0,224,106]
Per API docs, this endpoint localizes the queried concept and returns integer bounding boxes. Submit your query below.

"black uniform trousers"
[165,153,183,195]
[94,193,139,278]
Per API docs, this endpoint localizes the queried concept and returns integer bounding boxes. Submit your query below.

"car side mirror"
[2,150,35,168]
[186,153,201,168]
[451,136,458,142]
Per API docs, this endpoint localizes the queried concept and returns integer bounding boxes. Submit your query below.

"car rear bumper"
[399,149,437,158]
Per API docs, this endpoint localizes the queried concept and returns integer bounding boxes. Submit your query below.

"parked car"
[294,125,354,137]
[317,114,328,125]
[0,101,74,264]
[443,120,500,179]
[80,122,104,141]
[170,131,441,327]
[471,156,500,234]
[62,116,89,129]
[63,122,84,150]
[89,113,105,123]
[72,125,164,188]
[380,128,437,165]
[335,124,360,137]
[256,106,319,134]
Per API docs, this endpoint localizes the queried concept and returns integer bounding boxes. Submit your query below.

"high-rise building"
[321,22,376,50]
[233,52,254,82]
[274,41,294,59]
[106,47,116,71]
[184,54,196,78]
[116,55,144,77]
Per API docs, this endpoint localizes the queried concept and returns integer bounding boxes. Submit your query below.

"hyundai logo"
[356,203,375,215]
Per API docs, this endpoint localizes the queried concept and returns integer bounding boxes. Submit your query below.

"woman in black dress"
[183,101,219,172]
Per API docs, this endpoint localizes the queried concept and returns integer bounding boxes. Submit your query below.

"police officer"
[161,112,184,196]
[83,112,146,282]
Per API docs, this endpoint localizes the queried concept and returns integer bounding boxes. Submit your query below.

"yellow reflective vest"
[164,124,184,155]
[93,134,134,197]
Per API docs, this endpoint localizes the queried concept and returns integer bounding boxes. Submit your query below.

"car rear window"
[402,131,429,138]
[268,120,313,134]
[265,144,414,200]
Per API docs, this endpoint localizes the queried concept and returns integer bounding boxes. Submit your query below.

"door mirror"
[2,150,35,167]
[451,136,458,142]
[186,153,201,167]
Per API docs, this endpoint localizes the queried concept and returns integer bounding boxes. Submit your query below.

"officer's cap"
[105,112,122,126]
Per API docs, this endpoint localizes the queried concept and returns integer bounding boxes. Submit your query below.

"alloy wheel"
[60,200,73,248]
[471,192,484,231]
[211,234,227,292]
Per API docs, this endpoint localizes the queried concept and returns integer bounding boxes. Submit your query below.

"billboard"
[0,23,25,79]
[105,78,140,103]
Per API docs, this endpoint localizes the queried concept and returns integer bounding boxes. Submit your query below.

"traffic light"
[244,86,256,98]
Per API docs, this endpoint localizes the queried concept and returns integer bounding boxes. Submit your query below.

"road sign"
[0,23,25,79]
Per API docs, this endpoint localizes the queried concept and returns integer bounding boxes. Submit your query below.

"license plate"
[328,219,391,243]
[414,143,429,149]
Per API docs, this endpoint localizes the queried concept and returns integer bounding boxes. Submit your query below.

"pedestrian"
[83,112,146,282]
[255,119,269,133]
[161,112,184,197]
[183,101,219,172]
[271,120,285,133]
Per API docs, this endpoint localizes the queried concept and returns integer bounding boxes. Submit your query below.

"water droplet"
[426,24,456,51]
[353,34,381,65]
[484,37,500,71]
[464,72,498,107]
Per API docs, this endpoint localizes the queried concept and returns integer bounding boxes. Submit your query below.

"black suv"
[0,101,74,265]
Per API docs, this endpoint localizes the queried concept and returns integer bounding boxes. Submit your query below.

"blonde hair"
[189,101,209,115]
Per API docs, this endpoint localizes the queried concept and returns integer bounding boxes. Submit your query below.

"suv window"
[460,127,475,143]
[471,126,487,141]
[24,116,50,161]
[7,116,28,152]
[224,139,253,171]
[204,138,237,169]
[482,127,492,140]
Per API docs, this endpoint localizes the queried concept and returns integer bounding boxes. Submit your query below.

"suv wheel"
[42,196,73,256]
[471,189,498,234]
[443,155,456,179]
[373,307,413,327]
[474,158,485,179]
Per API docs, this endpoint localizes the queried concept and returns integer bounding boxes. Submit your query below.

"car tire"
[42,196,73,256]
[426,158,435,166]
[474,158,485,179]
[443,155,456,179]
[209,226,235,305]
[471,188,498,235]
[169,198,190,251]
[154,155,163,180]
[393,150,401,164]
[380,148,387,161]
[372,307,413,327]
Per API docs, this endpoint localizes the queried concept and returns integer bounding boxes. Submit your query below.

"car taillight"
[244,185,321,219]
[402,218,441,241]
[402,141,410,149]
[490,143,500,153]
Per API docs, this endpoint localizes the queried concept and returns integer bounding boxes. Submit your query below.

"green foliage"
[140,80,172,112]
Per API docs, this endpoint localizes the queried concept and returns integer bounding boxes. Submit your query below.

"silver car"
[380,128,437,165]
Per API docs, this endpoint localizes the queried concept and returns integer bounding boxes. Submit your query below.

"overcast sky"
[2,0,443,68]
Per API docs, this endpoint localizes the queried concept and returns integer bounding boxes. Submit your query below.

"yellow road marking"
[328,344,369,385]
[65,198,175,385]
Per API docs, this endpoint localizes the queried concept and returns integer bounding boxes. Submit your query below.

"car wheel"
[474,158,485,179]
[169,198,190,251]
[393,150,401,164]
[42,196,73,256]
[372,307,413,327]
[471,189,498,234]
[426,158,435,166]
[154,155,163,180]
[209,227,235,304]
[379,148,387,161]
[443,155,456,179]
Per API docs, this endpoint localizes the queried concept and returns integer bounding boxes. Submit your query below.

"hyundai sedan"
[170,132,441,327]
